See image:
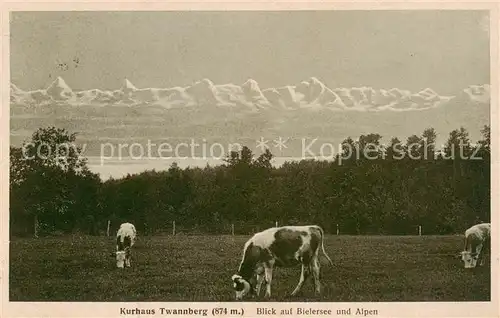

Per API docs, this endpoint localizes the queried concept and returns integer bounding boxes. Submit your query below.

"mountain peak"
[46,76,73,100]
[8,77,488,112]
[308,76,323,85]
[419,88,437,96]
[195,78,215,87]
[48,76,71,90]
[11,83,22,93]
[185,78,220,104]
[462,84,490,103]
[122,79,137,91]
[243,78,258,86]
[242,78,262,91]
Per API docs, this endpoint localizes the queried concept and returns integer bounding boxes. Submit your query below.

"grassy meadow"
[9,235,490,302]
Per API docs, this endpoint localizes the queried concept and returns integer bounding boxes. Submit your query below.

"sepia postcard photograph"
[1,2,499,318]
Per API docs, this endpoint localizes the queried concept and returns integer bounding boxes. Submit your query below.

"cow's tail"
[317,226,334,266]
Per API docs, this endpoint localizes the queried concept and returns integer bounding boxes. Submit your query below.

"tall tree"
[10,127,93,237]
[421,128,437,160]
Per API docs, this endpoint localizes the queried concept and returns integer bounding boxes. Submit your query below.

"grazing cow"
[114,222,137,268]
[231,225,334,300]
[459,223,490,269]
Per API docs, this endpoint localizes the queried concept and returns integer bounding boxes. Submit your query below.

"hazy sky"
[11,11,489,94]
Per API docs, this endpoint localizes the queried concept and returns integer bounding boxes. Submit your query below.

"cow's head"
[115,251,126,268]
[460,251,479,269]
[231,274,251,300]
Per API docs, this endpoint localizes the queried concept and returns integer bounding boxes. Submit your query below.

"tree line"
[9,125,490,237]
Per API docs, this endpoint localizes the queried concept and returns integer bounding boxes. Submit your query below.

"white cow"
[231,225,334,300]
[459,223,490,269]
[113,222,137,268]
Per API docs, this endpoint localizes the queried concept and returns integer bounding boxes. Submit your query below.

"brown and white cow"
[113,222,137,268]
[459,223,490,269]
[231,225,334,300]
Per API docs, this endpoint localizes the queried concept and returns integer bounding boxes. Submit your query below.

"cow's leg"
[125,249,131,267]
[255,272,265,297]
[264,260,275,299]
[479,242,487,266]
[254,265,265,297]
[310,256,321,295]
[468,240,479,268]
[475,244,483,267]
[291,264,309,296]
[482,239,490,266]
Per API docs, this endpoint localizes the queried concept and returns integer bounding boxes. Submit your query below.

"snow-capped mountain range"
[10,76,490,112]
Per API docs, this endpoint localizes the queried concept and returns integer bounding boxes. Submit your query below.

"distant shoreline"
[87,156,306,180]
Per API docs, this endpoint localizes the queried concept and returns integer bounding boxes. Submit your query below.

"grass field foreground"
[9,235,490,302]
